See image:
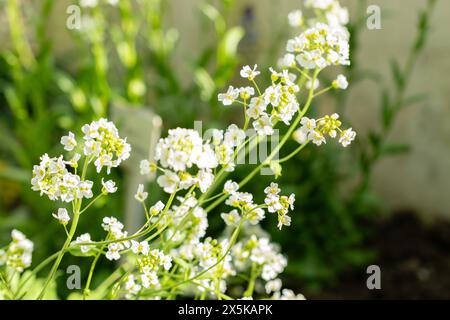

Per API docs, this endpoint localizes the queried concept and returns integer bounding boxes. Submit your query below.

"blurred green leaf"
[194,68,216,101]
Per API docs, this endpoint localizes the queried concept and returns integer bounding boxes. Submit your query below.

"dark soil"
[306,212,450,299]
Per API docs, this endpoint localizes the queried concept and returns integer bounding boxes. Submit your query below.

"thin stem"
[278,141,310,163]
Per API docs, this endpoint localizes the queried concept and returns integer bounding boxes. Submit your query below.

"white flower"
[149,201,165,216]
[131,240,150,255]
[134,184,148,202]
[101,178,117,194]
[309,130,326,146]
[221,210,241,226]
[157,171,179,194]
[339,128,356,147]
[264,85,282,107]
[288,10,303,27]
[278,53,296,69]
[332,74,348,89]
[240,64,260,80]
[140,159,156,175]
[265,279,282,294]
[224,124,246,147]
[277,214,292,230]
[246,207,265,225]
[264,182,281,195]
[246,97,267,119]
[61,132,77,151]
[52,208,70,225]
[101,217,125,237]
[141,271,159,288]
[125,275,141,297]
[300,117,316,131]
[239,86,255,100]
[224,180,239,194]
[253,113,274,136]
[197,169,214,193]
[74,233,93,254]
[106,243,122,261]
[160,254,172,270]
[218,86,239,106]
[277,288,306,300]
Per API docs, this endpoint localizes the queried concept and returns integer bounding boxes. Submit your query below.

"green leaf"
[194,68,216,101]
[401,93,429,109]
[381,90,392,129]
[390,59,404,90]
[380,143,411,155]
[217,26,244,67]
[200,3,226,35]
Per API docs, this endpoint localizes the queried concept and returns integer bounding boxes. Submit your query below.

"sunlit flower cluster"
[264,183,295,230]
[286,22,350,70]
[80,118,131,173]
[293,113,356,147]
[31,153,93,202]
[232,236,287,282]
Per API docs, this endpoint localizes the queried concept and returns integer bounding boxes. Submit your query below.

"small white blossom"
[266,278,282,294]
[61,132,77,151]
[332,74,348,89]
[149,201,165,216]
[52,208,70,225]
[74,233,93,254]
[218,86,239,106]
[224,180,239,194]
[131,240,150,255]
[339,128,356,147]
[134,184,148,202]
[101,179,117,194]
[240,64,260,80]
[221,210,241,226]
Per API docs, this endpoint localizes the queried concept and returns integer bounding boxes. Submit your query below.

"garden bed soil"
[306,212,450,299]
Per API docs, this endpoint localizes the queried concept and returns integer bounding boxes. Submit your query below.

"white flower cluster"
[304,0,349,29]
[102,217,130,261]
[163,195,208,243]
[80,118,131,173]
[218,66,301,136]
[232,236,287,281]
[0,230,33,272]
[127,248,172,293]
[293,113,356,147]
[223,181,265,226]
[150,125,247,194]
[172,238,235,298]
[286,22,349,70]
[32,119,129,204]
[264,183,295,230]
[31,153,93,202]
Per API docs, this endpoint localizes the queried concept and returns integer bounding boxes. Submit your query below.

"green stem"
[37,211,80,299]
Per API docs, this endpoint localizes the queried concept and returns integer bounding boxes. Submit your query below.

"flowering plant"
[0,0,356,300]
